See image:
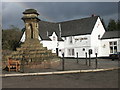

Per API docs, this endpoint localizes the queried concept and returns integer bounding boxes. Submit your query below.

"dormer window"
[69,36,73,44]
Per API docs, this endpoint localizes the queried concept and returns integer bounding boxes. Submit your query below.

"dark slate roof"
[38,21,62,41]
[101,30,120,39]
[59,16,99,37]
[22,16,99,41]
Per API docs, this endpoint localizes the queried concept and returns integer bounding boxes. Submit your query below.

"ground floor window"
[68,49,74,56]
[109,41,117,54]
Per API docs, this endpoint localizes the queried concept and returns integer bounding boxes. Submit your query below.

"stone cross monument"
[8,9,60,71]
[22,9,40,41]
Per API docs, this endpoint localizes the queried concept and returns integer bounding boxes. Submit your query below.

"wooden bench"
[7,58,20,72]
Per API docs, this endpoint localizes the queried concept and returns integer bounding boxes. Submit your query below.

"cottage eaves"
[101,30,120,39]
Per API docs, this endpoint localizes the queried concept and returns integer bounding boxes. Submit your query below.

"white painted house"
[20,15,120,58]
[59,16,105,58]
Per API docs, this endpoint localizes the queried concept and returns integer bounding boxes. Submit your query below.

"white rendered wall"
[49,32,58,53]
[74,35,91,58]
[40,40,53,51]
[91,17,105,57]
[41,32,64,57]
[20,32,25,42]
[58,41,64,57]
[63,35,91,57]
[101,38,120,57]
[118,39,120,52]
[63,35,91,48]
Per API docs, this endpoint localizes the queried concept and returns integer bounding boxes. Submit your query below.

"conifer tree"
[107,19,117,31]
[117,20,120,30]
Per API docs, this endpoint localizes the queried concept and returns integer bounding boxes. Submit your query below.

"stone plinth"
[7,39,60,71]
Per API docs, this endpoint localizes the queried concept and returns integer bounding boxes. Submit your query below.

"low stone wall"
[2,57,61,72]
[25,59,60,69]
[20,58,61,72]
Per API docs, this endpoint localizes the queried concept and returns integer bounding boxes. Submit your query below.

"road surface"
[2,70,119,88]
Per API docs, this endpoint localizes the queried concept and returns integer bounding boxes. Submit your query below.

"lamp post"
[76,52,78,63]
[85,52,87,65]
[88,49,92,66]
[95,53,98,69]
[62,53,65,71]
[94,47,98,69]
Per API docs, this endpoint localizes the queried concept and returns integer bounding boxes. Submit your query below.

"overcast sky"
[2,2,118,29]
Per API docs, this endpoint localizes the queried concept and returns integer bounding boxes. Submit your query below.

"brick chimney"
[91,14,96,17]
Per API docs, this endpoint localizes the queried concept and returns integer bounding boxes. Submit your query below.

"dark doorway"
[30,24,33,39]
[56,48,59,56]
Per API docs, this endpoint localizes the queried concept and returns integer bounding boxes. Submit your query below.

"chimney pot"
[91,14,96,17]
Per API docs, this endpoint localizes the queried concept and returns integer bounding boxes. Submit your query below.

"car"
[109,52,120,61]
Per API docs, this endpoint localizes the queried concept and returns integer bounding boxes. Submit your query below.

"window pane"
[68,49,71,56]
[72,49,74,55]
[114,42,117,45]
[114,46,117,53]
[110,47,113,53]
[109,42,113,45]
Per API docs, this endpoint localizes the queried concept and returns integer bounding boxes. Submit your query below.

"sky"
[2,2,118,29]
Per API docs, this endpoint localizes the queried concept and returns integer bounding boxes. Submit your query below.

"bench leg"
[8,66,10,72]
[16,64,17,72]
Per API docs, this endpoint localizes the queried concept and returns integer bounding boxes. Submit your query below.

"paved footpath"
[1,58,120,77]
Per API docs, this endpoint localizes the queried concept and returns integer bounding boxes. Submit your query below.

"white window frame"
[109,41,117,54]
[68,49,74,56]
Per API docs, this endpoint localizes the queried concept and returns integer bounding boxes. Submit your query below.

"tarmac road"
[2,69,119,88]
